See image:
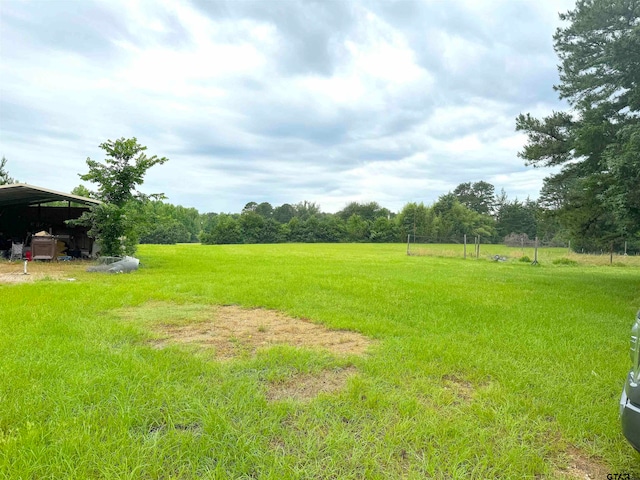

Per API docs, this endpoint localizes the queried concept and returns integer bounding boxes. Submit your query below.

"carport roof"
[0,183,101,207]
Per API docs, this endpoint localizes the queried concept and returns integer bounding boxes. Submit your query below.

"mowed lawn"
[1,243,639,479]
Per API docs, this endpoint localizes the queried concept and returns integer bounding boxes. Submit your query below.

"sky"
[0,0,575,214]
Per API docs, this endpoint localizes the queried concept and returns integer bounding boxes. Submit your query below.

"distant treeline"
[137,181,639,254]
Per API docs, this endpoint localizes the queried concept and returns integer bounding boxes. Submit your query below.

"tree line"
[2,140,637,255]
[2,0,637,256]
[135,180,634,253]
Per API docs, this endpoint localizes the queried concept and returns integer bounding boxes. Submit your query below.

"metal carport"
[0,183,101,258]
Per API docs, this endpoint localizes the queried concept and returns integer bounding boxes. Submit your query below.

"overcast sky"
[0,0,575,214]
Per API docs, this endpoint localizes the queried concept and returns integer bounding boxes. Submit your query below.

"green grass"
[1,243,639,479]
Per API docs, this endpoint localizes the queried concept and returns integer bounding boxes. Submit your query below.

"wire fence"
[406,234,640,266]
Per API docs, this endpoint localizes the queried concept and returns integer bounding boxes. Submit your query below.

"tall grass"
[1,243,638,479]
[408,242,640,267]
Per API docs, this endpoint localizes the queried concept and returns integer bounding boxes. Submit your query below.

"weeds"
[553,257,579,266]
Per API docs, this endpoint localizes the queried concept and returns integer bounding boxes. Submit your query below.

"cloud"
[0,0,574,214]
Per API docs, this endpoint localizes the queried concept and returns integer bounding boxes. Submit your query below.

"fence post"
[407,234,411,256]
[464,234,467,259]
[476,236,480,259]
[568,240,571,255]
[624,241,628,256]
[610,242,613,265]
[532,237,539,265]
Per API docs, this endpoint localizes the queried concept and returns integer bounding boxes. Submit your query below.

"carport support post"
[463,234,467,259]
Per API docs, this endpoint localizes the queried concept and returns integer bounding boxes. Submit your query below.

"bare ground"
[0,260,89,283]
[442,373,476,402]
[266,366,358,402]
[117,302,371,401]
[147,304,372,359]
[557,446,611,480]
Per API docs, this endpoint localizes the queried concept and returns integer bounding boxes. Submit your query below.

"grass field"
[1,243,639,479]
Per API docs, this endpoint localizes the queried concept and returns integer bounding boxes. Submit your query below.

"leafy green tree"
[452,181,496,215]
[604,125,640,235]
[495,199,538,240]
[260,219,282,243]
[317,215,347,242]
[199,213,220,242]
[70,185,93,198]
[337,201,391,222]
[301,216,322,242]
[516,0,640,248]
[0,156,16,185]
[273,203,296,223]
[370,217,398,243]
[208,214,242,244]
[494,188,509,215]
[239,212,265,243]
[254,202,274,219]
[44,184,94,207]
[137,201,198,244]
[537,175,571,211]
[140,219,190,244]
[397,202,430,239]
[534,207,565,246]
[557,174,623,251]
[346,214,370,242]
[174,205,202,242]
[74,138,168,256]
[432,193,458,217]
[81,202,139,255]
[433,195,496,242]
[294,201,321,220]
[286,217,303,242]
[81,138,168,206]
[242,202,258,214]
[284,215,341,243]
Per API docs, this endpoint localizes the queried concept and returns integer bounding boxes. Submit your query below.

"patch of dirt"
[119,302,371,401]
[266,366,357,402]
[558,446,610,480]
[0,261,87,284]
[147,422,202,436]
[442,374,475,402]
[0,272,36,283]
[150,304,372,359]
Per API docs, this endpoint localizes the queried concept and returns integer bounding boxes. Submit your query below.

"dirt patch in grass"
[442,374,475,402]
[118,302,370,401]
[0,261,88,283]
[148,304,372,360]
[559,446,610,480]
[266,366,357,402]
